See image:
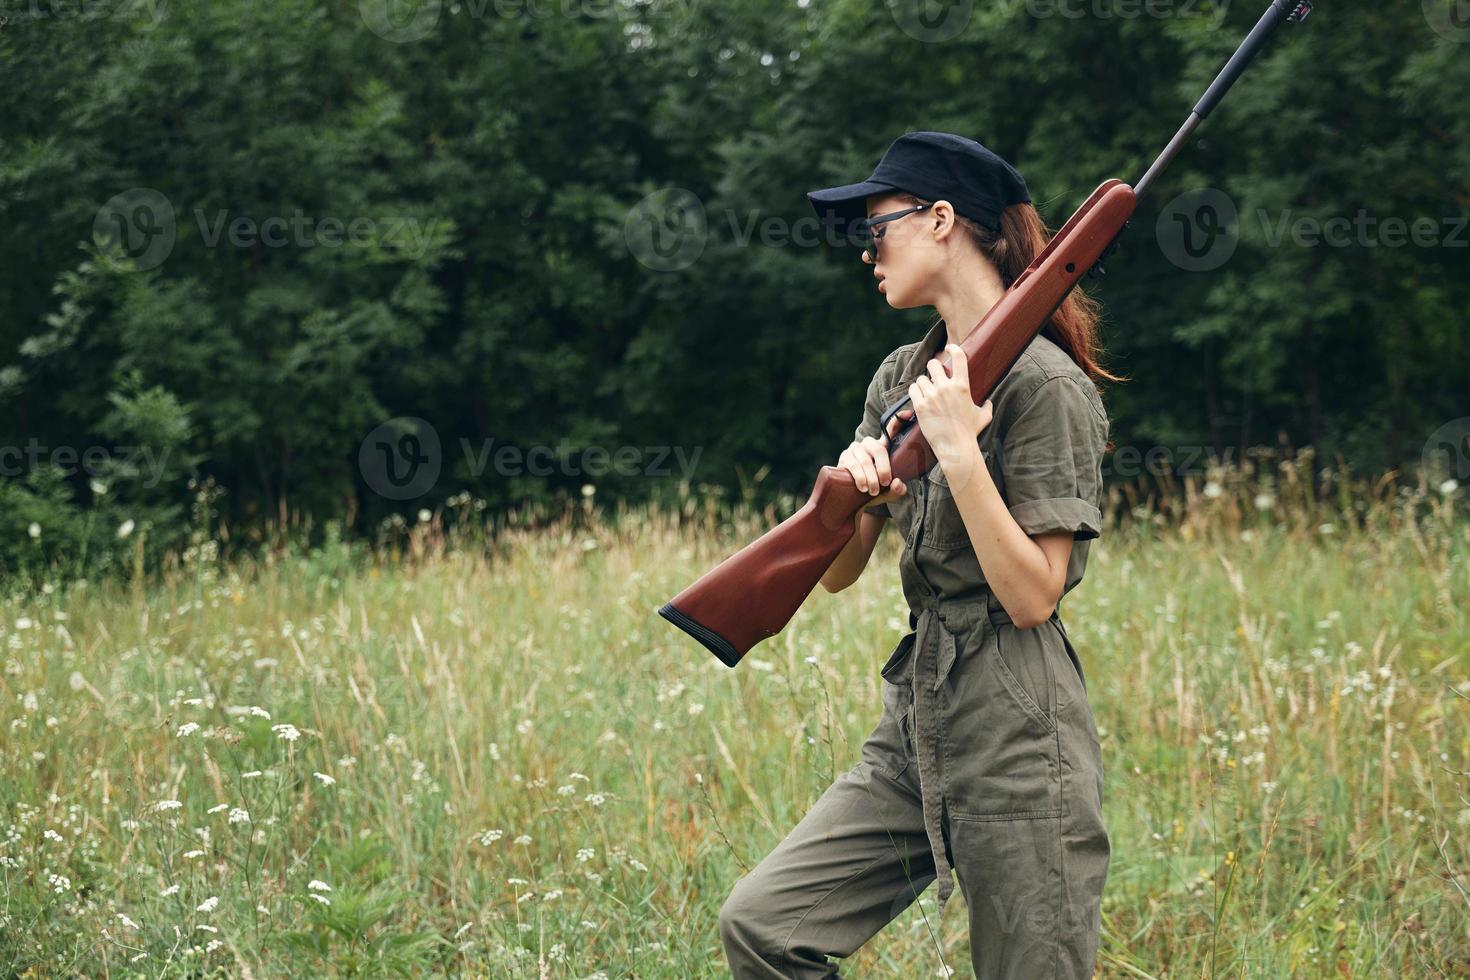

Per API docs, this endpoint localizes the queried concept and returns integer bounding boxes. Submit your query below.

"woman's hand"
[909,343,993,473]
[839,407,914,510]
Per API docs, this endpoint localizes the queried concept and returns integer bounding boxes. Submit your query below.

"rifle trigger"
[879,395,912,434]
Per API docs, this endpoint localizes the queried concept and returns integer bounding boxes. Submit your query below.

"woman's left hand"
[909,343,993,473]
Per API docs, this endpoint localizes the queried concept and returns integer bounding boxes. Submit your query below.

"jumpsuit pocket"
[917,454,1004,552]
[947,625,1064,822]
[917,468,971,551]
[1051,618,1087,714]
[994,622,1058,736]
[862,632,915,781]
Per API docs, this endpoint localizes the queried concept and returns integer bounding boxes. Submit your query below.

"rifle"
[659,0,1314,668]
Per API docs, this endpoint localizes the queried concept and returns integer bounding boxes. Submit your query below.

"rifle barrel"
[1133,0,1308,203]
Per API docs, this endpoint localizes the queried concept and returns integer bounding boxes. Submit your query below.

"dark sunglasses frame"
[858,202,931,263]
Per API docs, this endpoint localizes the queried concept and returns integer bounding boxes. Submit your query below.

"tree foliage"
[0,0,1464,572]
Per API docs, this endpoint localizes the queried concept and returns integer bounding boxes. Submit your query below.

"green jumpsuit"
[719,318,1112,979]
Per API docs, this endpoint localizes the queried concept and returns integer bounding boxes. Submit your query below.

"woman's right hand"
[839,407,914,509]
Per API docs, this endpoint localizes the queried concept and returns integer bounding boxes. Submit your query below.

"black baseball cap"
[807,131,1030,239]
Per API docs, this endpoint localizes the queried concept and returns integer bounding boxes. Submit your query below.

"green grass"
[1,464,1468,977]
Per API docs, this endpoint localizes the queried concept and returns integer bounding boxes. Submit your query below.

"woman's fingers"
[873,476,907,503]
[861,438,887,494]
[842,442,879,494]
[863,438,893,491]
[846,446,864,493]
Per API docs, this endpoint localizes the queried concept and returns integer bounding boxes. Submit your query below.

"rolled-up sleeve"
[853,357,899,519]
[998,375,1108,540]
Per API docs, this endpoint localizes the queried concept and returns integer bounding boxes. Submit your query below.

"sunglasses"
[857,202,931,264]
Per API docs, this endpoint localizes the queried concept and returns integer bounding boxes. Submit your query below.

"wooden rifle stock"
[659,180,1137,666]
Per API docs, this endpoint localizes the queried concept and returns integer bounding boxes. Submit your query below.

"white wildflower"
[228,808,250,825]
[175,722,200,738]
[312,772,335,786]
[195,896,218,913]
[307,880,331,892]
[271,723,300,742]
[154,800,183,812]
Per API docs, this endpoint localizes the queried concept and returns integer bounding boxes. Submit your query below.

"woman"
[718,132,1122,979]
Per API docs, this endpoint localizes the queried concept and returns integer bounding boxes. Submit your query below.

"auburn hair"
[895,193,1129,389]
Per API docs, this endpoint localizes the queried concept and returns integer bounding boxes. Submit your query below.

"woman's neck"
[931,260,1008,347]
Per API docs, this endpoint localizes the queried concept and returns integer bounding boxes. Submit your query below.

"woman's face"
[862,192,945,309]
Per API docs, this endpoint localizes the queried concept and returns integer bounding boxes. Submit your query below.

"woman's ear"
[929,199,959,243]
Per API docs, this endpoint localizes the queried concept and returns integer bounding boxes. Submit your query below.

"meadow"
[2,456,1467,977]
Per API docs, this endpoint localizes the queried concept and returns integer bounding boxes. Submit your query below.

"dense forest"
[1,0,1465,572]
